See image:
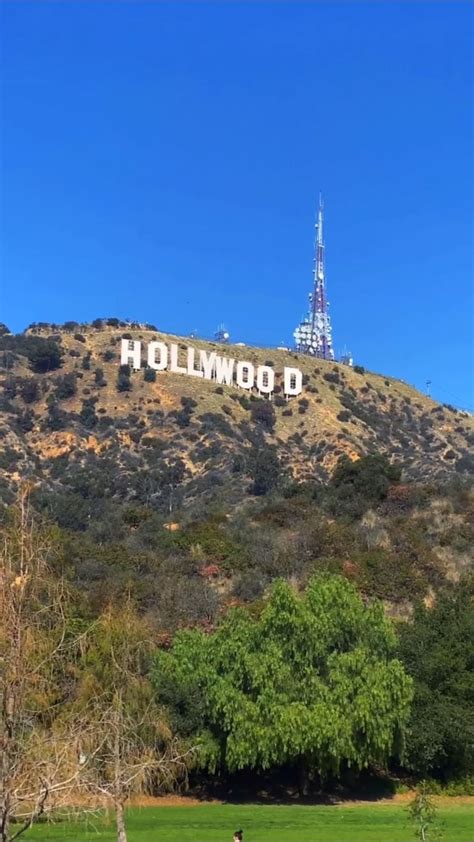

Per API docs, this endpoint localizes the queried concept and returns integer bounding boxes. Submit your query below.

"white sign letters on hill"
[120,339,303,397]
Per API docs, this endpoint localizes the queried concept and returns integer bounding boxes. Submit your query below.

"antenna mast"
[294,194,334,360]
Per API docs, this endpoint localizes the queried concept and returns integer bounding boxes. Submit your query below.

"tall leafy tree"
[398,578,474,779]
[153,575,412,788]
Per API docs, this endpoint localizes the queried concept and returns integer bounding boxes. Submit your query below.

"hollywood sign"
[121,339,303,397]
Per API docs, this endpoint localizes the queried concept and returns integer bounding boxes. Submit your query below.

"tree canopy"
[153,575,412,781]
[0,335,63,374]
[324,454,402,519]
[398,577,474,780]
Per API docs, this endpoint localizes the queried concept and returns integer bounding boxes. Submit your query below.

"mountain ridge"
[0,320,473,510]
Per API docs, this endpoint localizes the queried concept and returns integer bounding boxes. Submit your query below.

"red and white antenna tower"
[294,194,334,360]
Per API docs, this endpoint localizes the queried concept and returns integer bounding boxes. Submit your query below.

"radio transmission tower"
[294,194,334,360]
[214,324,230,343]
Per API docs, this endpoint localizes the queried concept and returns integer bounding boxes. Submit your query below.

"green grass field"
[26,802,474,842]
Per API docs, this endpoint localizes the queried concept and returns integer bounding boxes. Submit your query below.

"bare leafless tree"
[88,702,193,842]
[76,603,195,842]
[0,488,90,841]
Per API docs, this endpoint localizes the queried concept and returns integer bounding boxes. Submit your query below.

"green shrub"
[171,408,192,428]
[199,412,234,437]
[250,399,276,432]
[0,335,64,373]
[54,373,77,400]
[239,396,251,411]
[44,399,67,431]
[117,364,132,392]
[326,453,401,519]
[247,444,280,495]
[95,367,106,386]
[0,447,22,471]
[3,377,17,399]
[337,410,351,422]
[144,367,156,382]
[79,397,98,428]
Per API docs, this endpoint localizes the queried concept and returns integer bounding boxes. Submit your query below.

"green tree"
[398,579,474,780]
[94,367,106,386]
[325,454,401,519]
[117,364,132,392]
[54,373,77,400]
[44,397,67,431]
[408,781,441,841]
[24,337,63,373]
[19,378,40,404]
[79,397,98,429]
[247,444,280,495]
[153,575,412,788]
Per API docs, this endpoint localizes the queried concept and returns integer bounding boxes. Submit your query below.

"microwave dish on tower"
[215,324,230,343]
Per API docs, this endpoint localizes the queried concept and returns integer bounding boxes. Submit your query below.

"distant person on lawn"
[233,832,243,842]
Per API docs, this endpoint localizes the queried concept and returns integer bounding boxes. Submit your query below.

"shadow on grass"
[189,767,398,806]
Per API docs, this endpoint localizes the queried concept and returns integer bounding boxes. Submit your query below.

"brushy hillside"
[0,318,472,627]
[0,319,472,513]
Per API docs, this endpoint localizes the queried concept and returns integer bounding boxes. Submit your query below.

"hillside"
[0,320,473,515]
[0,317,472,626]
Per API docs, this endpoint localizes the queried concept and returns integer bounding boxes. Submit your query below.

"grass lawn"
[26,802,474,842]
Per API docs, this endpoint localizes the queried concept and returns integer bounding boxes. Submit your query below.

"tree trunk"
[298,757,309,797]
[115,801,127,842]
[1,808,10,842]
[1,685,14,842]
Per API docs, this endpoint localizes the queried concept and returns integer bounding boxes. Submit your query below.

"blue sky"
[1,1,472,409]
